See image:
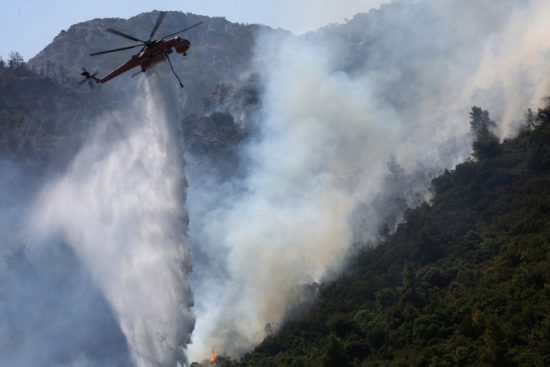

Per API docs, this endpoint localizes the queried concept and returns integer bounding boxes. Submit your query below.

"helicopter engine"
[175,38,191,55]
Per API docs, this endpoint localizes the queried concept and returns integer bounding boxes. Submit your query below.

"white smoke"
[459,0,550,136]
[187,0,550,360]
[29,74,194,367]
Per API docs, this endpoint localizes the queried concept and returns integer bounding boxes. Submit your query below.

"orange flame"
[210,349,216,365]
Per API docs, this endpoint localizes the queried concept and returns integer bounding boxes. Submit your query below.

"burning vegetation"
[190,348,229,367]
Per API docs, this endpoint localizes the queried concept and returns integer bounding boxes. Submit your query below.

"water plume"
[30,73,194,367]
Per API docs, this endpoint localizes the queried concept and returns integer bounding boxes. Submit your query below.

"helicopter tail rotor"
[80,68,101,88]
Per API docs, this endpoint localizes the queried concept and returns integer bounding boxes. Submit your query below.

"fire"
[210,349,216,365]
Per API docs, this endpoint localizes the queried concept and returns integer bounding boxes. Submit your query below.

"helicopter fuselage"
[97,37,191,84]
[81,12,201,88]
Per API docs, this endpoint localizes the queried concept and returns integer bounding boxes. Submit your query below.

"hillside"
[229,105,550,367]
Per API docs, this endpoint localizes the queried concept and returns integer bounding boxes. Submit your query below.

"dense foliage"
[231,105,550,367]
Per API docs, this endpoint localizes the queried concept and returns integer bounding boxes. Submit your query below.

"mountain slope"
[231,105,550,367]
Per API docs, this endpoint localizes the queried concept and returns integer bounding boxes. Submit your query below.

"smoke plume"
[187,0,550,359]
[28,74,194,366]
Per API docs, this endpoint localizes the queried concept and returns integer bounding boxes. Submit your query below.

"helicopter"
[80,11,202,88]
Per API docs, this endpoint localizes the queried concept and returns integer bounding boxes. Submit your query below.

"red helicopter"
[81,12,202,88]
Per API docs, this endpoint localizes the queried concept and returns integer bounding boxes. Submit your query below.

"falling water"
[30,73,195,367]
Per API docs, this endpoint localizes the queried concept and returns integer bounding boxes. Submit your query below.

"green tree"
[470,106,500,159]
[319,335,351,367]
[8,51,24,69]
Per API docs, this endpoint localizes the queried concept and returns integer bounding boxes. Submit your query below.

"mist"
[187,0,550,359]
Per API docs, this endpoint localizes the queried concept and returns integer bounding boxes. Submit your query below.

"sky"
[0,0,390,60]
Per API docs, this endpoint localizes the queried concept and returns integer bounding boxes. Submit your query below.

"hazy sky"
[0,0,389,60]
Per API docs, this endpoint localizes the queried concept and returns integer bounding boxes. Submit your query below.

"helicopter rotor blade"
[161,21,203,40]
[90,44,143,56]
[149,11,167,41]
[106,28,146,43]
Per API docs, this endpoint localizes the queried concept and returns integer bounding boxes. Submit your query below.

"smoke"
[186,0,550,360]
[459,0,550,136]
[26,73,194,366]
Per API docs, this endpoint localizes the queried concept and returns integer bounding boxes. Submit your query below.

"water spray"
[30,72,194,367]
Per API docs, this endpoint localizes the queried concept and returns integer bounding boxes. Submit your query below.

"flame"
[210,349,216,365]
